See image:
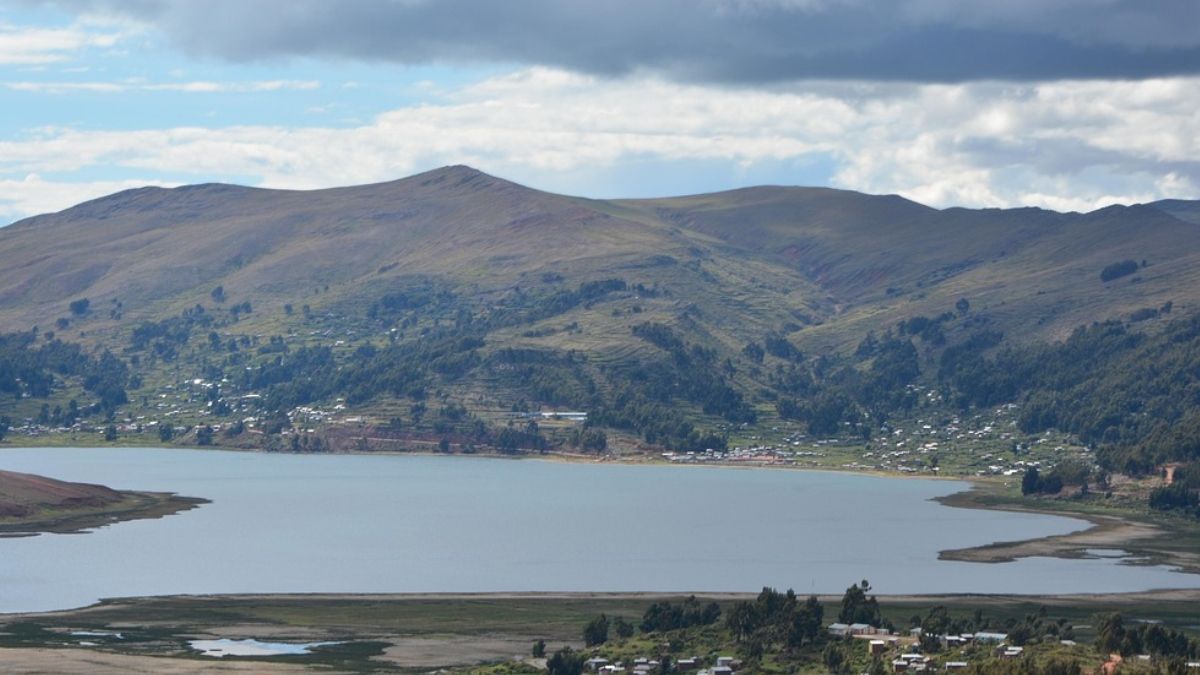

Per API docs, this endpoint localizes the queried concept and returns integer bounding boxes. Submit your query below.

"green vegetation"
[1,589,1197,673]
[1150,463,1200,517]
[1100,259,1140,282]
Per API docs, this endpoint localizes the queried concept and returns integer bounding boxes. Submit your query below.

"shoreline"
[8,587,1200,622]
[934,482,1200,576]
[28,586,1200,608]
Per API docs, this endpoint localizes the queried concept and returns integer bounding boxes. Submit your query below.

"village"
[663,402,1090,480]
[581,654,741,675]
[8,369,1092,485]
[573,620,1125,674]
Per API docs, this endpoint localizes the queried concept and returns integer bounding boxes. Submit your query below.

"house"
[676,657,699,671]
[869,639,888,656]
[945,662,969,670]
[828,622,851,637]
[715,656,735,668]
[849,623,875,636]
[974,632,1008,643]
[892,658,910,672]
[586,657,610,672]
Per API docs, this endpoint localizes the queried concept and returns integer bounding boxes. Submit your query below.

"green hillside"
[1,166,1198,473]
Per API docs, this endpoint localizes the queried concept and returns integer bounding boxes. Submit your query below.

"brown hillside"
[0,469,124,518]
[0,165,1197,357]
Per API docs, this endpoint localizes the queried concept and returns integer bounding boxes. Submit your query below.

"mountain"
[0,166,1198,460]
[2,166,1193,349]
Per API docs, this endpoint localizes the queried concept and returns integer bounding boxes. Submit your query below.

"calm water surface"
[1,447,1197,612]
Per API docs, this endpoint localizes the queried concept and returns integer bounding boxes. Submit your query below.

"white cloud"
[0,22,123,65]
[0,68,1196,220]
[0,173,176,222]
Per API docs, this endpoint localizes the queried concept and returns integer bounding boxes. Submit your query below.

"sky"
[0,0,1197,223]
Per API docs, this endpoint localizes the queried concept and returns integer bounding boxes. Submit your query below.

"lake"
[1,446,1197,612]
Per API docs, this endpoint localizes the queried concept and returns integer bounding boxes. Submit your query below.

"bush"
[1100,259,1139,282]
[583,614,609,646]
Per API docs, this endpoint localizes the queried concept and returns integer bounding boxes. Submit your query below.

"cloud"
[0,20,123,64]
[21,0,1200,82]
[2,79,319,93]
[0,68,1197,221]
[0,173,175,221]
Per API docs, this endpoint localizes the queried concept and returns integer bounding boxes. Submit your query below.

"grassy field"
[1,591,1197,673]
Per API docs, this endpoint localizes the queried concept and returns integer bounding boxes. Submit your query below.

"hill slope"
[4,166,1196,348]
[0,166,1198,464]
[0,469,123,518]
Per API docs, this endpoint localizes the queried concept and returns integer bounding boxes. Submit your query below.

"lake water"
[1,446,1198,612]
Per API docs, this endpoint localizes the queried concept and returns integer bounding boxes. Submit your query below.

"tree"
[546,647,585,675]
[103,424,117,442]
[613,615,634,639]
[1096,612,1125,654]
[1100,259,1139,282]
[0,416,9,442]
[211,286,226,303]
[725,600,756,643]
[838,580,881,625]
[159,424,175,442]
[196,425,215,446]
[1021,466,1041,496]
[531,639,546,658]
[742,342,765,363]
[583,613,609,647]
[822,643,848,674]
[956,298,970,315]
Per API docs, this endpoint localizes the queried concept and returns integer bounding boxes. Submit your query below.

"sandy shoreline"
[20,587,1200,611]
[934,484,1200,575]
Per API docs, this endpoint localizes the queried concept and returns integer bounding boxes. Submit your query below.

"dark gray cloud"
[27,0,1200,81]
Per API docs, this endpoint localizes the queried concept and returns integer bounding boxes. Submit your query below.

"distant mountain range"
[0,166,1197,458]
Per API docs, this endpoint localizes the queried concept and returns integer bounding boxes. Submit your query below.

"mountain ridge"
[1,166,1196,351]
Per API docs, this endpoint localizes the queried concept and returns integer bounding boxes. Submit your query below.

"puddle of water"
[1084,548,1129,558]
[71,630,123,639]
[190,638,337,657]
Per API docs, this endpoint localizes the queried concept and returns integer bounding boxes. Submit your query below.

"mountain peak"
[409,164,493,183]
